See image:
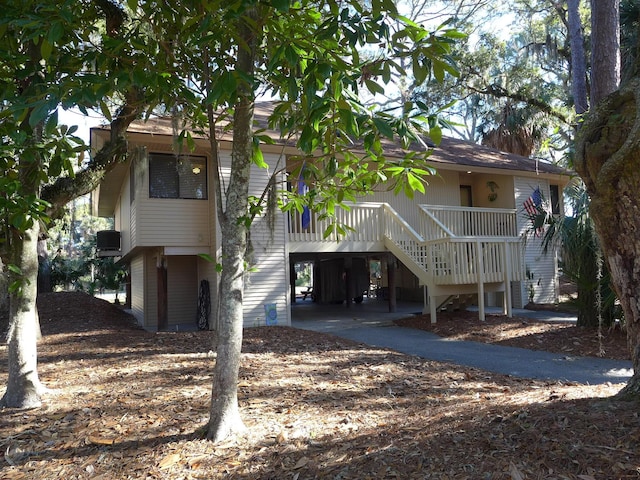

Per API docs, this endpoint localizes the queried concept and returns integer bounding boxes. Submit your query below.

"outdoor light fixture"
[192,167,201,174]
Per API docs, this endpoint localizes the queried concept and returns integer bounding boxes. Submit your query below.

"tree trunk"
[567,0,589,114]
[590,0,620,104]
[1,222,44,408]
[574,78,640,395]
[207,10,258,442]
[207,98,253,441]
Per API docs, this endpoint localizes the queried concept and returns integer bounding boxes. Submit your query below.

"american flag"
[523,187,544,236]
[523,187,542,217]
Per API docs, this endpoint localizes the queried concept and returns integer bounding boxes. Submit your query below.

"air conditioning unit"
[96,230,121,251]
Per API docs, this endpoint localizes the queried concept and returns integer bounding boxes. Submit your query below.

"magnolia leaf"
[7,264,22,275]
[271,0,290,12]
[40,39,53,61]
[429,124,442,145]
[372,117,394,139]
[198,253,215,263]
[99,100,112,122]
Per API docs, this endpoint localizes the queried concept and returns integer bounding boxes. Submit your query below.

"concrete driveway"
[291,299,633,385]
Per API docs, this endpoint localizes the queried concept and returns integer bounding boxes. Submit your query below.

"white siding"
[367,170,461,229]
[514,177,558,306]
[136,199,210,247]
[217,152,290,328]
[129,255,145,326]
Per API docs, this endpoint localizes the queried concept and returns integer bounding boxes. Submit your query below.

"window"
[549,184,560,215]
[149,153,207,199]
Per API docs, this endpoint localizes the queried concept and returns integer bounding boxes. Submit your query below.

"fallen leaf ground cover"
[1,292,639,479]
[395,310,630,361]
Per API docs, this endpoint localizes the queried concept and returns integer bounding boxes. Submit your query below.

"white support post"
[429,294,437,324]
[503,241,513,318]
[476,240,485,321]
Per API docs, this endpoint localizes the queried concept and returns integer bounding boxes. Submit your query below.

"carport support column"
[344,257,353,308]
[387,254,397,313]
[290,262,297,304]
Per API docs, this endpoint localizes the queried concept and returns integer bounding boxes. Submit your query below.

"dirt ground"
[1,292,639,480]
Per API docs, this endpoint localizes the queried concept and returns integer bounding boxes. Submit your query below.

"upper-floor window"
[149,153,207,199]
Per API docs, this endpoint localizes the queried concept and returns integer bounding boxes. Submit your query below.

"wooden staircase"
[288,202,526,322]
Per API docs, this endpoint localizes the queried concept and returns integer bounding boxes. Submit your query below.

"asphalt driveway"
[291,300,633,385]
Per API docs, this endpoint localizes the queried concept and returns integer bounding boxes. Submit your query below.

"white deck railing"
[288,203,525,285]
[420,205,518,238]
[288,202,384,243]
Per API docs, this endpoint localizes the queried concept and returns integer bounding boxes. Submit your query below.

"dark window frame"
[148,153,207,200]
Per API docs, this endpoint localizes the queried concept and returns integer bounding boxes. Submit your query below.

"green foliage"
[542,181,621,327]
[135,0,460,237]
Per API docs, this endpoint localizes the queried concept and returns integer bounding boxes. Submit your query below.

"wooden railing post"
[475,240,485,321]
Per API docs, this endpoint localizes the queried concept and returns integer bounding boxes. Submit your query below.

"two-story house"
[92,105,570,331]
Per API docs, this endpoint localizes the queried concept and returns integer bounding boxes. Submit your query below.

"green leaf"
[7,264,22,275]
[99,100,112,122]
[29,102,50,128]
[271,0,290,12]
[252,143,267,168]
[407,172,425,193]
[40,39,52,61]
[432,60,445,83]
[429,124,442,145]
[198,253,215,263]
[45,109,58,136]
[412,54,427,84]
[372,117,394,139]
[364,78,385,96]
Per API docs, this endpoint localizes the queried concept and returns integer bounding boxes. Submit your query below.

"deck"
[288,203,525,322]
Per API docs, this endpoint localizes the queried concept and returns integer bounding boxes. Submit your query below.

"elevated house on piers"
[91,104,570,331]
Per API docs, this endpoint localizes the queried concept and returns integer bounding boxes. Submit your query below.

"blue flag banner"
[298,167,310,229]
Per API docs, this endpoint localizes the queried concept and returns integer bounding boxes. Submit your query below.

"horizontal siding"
[129,255,145,326]
[243,213,289,327]
[136,199,210,247]
[367,170,461,229]
[217,152,290,327]
[515,177,557,305]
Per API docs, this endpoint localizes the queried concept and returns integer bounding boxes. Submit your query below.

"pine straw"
[0,292,638,479]
[395,310,630,361]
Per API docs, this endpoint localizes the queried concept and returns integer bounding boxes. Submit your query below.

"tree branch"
[468,83,571,125]
[41,88,147,219]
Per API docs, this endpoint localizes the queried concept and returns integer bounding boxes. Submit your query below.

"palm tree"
[542,180,620,328]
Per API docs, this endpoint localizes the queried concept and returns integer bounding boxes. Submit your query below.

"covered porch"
[288,203,526,322]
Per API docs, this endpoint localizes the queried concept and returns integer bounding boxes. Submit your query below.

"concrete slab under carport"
[291,297,423,332]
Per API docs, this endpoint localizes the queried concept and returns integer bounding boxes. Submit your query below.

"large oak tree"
[0,0,184,408]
